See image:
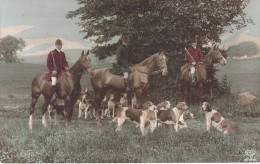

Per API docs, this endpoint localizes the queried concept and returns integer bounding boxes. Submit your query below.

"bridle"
[68,57,93,75]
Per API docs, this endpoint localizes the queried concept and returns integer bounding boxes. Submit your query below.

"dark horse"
[29,50,93,133]
[89,52,168,124]
[177,46,226,105]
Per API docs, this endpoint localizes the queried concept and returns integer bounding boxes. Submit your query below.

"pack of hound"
[47,87,234,136]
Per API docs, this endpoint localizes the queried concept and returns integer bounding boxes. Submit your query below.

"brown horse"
[89,52,168,124]
[178,46,226,105]
[29,50,93,133]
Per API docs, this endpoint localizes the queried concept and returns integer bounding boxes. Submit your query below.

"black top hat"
[55,39,63,45]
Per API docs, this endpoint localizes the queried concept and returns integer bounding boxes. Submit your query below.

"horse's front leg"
[135,89,144,108]
[42,97,51,127]
[198,82,203,106]
[64,97,77,126]
[183,84,189,105]
[178,82,184,102]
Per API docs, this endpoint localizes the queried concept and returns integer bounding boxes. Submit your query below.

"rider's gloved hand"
[192,62,196,65]
[65,67,69,71]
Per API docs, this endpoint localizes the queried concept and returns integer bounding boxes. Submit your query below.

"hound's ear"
[86,50,90,56]
[81,50,84,56]
[142,101,149,109]
[176,102,183,109]
[206,103,212,112]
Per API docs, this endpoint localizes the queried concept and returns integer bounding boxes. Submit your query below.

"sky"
[0,0,259,57]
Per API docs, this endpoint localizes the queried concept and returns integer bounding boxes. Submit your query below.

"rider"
[185,38,204,85]
[110,33,132,91]
[45,39,69,102]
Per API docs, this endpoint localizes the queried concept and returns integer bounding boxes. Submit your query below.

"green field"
[0,61,260,162]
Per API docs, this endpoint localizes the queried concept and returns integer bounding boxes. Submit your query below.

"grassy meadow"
[0,62,260,162]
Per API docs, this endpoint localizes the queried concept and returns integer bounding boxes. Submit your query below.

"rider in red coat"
[45,39,69,101]
[185,38,204,85]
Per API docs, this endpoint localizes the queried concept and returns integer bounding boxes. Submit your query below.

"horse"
[177,46,226,105]
[89,51,168,124]
[29,50,93,133]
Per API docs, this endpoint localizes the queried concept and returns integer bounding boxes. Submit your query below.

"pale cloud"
[0,25,33,38]
[220,33,232,42]
[221,30,260,49]
[21,37,91,56]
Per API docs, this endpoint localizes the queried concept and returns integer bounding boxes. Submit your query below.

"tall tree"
[67,0,252,102]
[0,35,25,63]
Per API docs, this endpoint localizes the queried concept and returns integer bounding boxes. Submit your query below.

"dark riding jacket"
[110,45,132,75]
[45,49,69,80]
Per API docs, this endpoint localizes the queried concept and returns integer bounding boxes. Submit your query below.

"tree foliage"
[0,35,26,63]
[67,0,252,102]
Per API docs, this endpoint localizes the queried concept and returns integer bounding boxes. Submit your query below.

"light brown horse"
[89,52,168,124]
[29,50,93,133]
[178,46,226,105]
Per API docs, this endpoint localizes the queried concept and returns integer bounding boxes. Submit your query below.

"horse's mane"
[136,53,160,66]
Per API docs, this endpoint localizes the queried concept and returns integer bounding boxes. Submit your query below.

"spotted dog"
[157,102,190,132]
[131,93,137,108]
[104,93,116,118]
[115,101,158,136]
[46,102,65,126]
[120,93,128,107]
[78,88,89,118]
[201,102,235,134]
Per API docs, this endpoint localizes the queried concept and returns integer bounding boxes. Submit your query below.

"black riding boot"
[124,78,131,91]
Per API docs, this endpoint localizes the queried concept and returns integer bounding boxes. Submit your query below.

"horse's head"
[80,50,94,74]
[207,45,227,66]
[156,51,168,76]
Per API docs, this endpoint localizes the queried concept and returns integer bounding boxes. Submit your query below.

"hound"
[157,102,190,132]
[46,102,65,126]
[115,101,158,136]
[120,93,128,107]
[78,87,89,118]
[131,93,137,108]
[201,102,235,134]
[104,93,116,118]
[84,99,96,119]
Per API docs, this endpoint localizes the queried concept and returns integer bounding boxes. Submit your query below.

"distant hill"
[20,49,116,65]
[228,41,259,57]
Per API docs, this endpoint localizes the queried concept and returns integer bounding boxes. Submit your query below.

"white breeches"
[51,77,57,86]
[123,72,128,78]
[190,67,195,74]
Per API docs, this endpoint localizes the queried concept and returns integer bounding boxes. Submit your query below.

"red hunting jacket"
[45,49,69,80]
[185,46,204,65]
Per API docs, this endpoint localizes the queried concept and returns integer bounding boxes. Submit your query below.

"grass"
[1,61,260,162]
[0,96,260,163]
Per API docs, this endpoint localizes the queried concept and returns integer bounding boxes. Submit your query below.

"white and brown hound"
[131,93,137,108]
[201,102,235,134]
[46,102,65,126]
[115,101,158,136]
[157,102,190,132]
[120,93,128,107]
[104,93,116,118]
[78,87,89,118]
